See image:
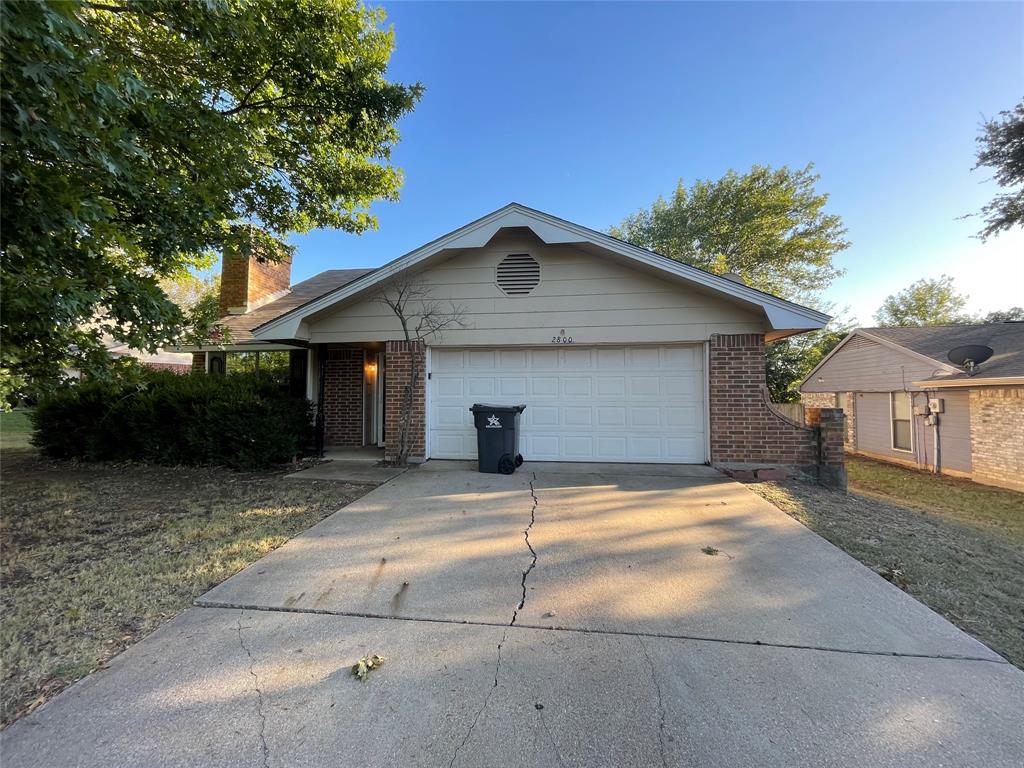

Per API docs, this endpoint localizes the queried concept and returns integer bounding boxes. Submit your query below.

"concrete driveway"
[3,463,1022,767]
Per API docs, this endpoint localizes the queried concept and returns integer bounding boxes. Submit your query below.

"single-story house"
[800,324,1024,492]
[182,203,845,482]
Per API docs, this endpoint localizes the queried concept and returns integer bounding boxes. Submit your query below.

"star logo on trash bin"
[486,414,501,428]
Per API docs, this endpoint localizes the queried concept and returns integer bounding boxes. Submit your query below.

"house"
[105,339,193,374]
[800,324,1024,492]
[182,203,846,483]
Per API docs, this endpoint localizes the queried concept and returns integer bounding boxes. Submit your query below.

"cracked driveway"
[3,463,1023,767]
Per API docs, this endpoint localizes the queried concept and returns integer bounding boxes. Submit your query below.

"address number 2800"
[551,335,574,344]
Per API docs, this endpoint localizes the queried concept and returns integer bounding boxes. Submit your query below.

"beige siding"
[802,335,948,393]
[853,390,971,473]
[305,233,766,345]
[854,392,917,461]
[921,390,972,473]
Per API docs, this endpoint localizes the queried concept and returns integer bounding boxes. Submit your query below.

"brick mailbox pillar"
[806,407,847,489]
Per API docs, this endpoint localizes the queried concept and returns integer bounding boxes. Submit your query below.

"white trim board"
[252,203,830,342]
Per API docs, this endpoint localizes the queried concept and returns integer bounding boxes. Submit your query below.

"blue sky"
[289,1,1024,325]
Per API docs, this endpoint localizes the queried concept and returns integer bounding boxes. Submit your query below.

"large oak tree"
[1,0,421,397]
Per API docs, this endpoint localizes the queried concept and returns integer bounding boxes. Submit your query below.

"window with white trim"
[891,392,912,452]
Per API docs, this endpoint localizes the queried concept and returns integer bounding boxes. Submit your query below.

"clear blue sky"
[289,1,1024,325]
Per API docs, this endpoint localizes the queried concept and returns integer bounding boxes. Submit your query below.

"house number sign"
[551,329,574,344]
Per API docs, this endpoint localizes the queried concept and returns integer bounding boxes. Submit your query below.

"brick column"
[191,352,206,374]
[384,340,426,464]
[709,334,818,466]
[806,406,847,489]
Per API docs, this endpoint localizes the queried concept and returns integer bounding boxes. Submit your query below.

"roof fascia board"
[912,376,1024,388]
[253,203,829,340]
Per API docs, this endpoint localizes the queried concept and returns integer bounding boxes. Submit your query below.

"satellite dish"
[947,344,993,375]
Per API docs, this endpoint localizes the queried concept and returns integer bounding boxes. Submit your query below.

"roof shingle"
[863,323,1024,381]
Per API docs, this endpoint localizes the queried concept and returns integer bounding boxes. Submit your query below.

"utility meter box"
[928,398,945,414]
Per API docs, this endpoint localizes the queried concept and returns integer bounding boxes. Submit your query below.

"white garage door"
[428,345,706,463]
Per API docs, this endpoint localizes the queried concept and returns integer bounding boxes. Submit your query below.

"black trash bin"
[469,403,526,474]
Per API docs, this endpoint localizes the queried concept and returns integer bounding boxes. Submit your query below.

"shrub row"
[32,371,313,470]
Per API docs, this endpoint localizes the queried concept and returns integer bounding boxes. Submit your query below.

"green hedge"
[32,372,313,470]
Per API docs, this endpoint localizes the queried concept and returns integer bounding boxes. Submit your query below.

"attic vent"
[496,253,540,296]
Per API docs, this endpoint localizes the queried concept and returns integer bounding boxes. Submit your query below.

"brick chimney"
[219,237,292,316]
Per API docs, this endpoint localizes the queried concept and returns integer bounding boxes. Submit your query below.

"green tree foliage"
[873,275,974,327]
[973,99,1024,240]
[766,311,853,403]
[610,164,849,303]
[982,307,1024,323]
[1,0,421,395]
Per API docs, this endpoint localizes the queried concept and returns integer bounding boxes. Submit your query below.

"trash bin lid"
[469,403,527,413]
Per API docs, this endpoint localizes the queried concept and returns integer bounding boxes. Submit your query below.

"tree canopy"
[1,0,421,397]
[973,99,1024,240]
[873,275,973,327]
[609,164,849,303]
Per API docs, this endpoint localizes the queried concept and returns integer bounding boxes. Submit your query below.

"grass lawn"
[0,435,374,727]
[749,455,1024,668]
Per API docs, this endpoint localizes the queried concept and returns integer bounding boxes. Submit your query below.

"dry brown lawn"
[0,422,373,727]
[749,456,1024,668]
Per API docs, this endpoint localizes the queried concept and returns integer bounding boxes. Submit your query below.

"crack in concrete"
[537,705,567,768]
[510,473,540,627]
[448,627,509,768]
[639,637,669,768]
[236,618,270,768]
[197,601,1007,666]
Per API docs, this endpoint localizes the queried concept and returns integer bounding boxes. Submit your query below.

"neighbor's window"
[891,392,912,452]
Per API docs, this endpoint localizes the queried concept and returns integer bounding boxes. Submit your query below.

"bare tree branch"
[374,272,467,464]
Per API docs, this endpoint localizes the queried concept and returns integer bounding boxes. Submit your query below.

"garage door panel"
[499,350,527,368]
[530,349,559,368]
[467,378,494,397]
[564,407,592,426]
[563,435,594,458]
[530,406,560,427]
[629,377,660,397]
[596,406,626,427]
[528,434,560,459]
[596,436,627,458]
[595,377,626,397]
[562,378,592,397]
[531,377,558,397]
[663,375,699,397]
[630,407,660,428]
[498,378,526,397]
[563,348,592,368]
[597,348,626,368]
[429,345,705,463]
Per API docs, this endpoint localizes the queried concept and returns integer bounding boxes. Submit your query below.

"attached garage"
[218,203,837,475]
[428,344,706,463]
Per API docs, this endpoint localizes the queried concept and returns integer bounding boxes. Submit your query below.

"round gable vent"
[496,253,540,296]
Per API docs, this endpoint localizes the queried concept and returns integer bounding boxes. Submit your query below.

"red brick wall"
[323,348,364,447]
[220,248,291,315]
[384,340,426,464]
[191,352,206,374]
[709,334,819,465]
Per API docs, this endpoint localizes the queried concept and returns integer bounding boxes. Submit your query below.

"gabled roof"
[217,268,373,345]
[251,202,830,341]
[800,323,1024,390]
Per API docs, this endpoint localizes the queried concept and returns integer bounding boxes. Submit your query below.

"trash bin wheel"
[498,454,516,475]
[515,454,524,467]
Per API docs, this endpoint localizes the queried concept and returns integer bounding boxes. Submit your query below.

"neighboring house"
[106,340,193,374]
[800,324,1024,492]
[182,203,845,481]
